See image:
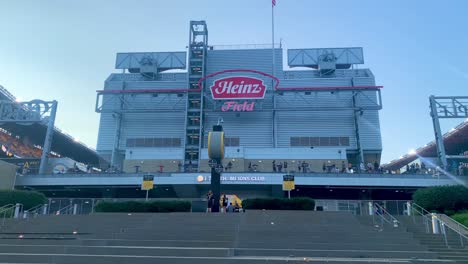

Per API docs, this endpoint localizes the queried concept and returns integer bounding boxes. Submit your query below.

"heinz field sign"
[210,76,267,112]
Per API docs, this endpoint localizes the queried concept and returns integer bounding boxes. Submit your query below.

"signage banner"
[141,174,154,190]
[282,174,295,191]
[210,76,267,100]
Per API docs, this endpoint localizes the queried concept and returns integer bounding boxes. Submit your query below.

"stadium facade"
[96,20,383,175]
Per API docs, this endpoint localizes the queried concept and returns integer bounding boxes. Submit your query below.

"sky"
[0,0,467,163]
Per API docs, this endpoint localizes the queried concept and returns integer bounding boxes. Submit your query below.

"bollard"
[72,204,78,215]
[393,219,399,228]
[406,202,412,216]
[431,213,440,234]
[42,204,48,215]
[368,202,374,216]
[13,204,21,219]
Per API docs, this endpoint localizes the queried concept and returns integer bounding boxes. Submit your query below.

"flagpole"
[272,1,275,77]
[271,0,277,148]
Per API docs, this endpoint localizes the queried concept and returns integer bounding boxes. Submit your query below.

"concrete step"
[0,254,447,264]
[0,239,430,251]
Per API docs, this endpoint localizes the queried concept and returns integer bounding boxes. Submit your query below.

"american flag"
[272,0,276,7]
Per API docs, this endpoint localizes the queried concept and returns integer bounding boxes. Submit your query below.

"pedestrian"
[221,194,228,213]
[272,160,277,172]
[206,191,213,213]
[227,202,235,213]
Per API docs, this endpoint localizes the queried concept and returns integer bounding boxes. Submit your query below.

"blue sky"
[0,0,466,163]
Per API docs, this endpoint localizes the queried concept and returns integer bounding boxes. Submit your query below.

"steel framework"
[429,95,468,169]
[0,100,58,174]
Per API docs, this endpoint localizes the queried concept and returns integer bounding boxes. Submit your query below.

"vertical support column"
[42,204,48,215]
[368,202,374,215]
[39,101,58,174]
[352,92,364,169]
[211,165,221,213]
[111,112,122,170]
[13,203,21,219]
[73,204,78,215]
[406,201,412,216]
[431,213,440,234]
[429,96,448,169]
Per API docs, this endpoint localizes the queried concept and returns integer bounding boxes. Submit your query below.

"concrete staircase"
[397,216,468,263]
[0,211,462,263]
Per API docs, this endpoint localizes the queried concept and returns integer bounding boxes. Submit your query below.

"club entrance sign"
[210,76,266,112]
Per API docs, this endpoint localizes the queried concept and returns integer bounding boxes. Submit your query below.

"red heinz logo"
[210,76,267,100]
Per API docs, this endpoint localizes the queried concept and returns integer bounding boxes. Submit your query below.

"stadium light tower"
[0,99,58,174]
[429,95,468,169]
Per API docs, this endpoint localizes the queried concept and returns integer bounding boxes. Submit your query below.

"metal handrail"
[438,214,468,235]
[412,203,468,247]
[412,203,432,216]
[1,204,17,227]
[55,204,74,215]
[0,204,14,211]
[374,203,399,226]
[23,204,45,218]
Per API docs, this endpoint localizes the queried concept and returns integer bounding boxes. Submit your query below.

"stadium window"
[319,137,330,146]
[154,138,163,147]
[144,138,154,147]
[290,137,300,146]
[126,138,136,147]
[340,137,350,146]
[329,137,339,146]
[135,138,145,147]
[300,137,309,146]
[310,137,319,146]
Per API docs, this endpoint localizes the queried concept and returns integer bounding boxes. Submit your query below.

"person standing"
[221,194,228,213]
[206,191,213,213]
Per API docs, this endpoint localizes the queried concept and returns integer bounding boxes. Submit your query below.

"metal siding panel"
[277,111,357,149]
[120,112,186,148]
[206,49,283,76]
[359,110,382,150]
[204,112,273,148]
[96,113,116,151]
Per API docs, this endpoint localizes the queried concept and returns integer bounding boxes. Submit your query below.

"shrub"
[242,197,315,210]
[412,185,468,214]
[452,212,468,227]
[0,190,47,210]
[94,200,191,213]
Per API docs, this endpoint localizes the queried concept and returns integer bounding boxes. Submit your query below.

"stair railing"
[22,204,47,219]
[54,204,74,215]
[372,203,400,229]
[412,203,468,248]
[0,204,15,227]
[0,204,23,227]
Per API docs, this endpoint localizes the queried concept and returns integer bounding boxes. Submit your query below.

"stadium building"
[96,20,383,175]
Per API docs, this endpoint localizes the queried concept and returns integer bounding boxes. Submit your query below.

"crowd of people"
[206,191,243,213]
[0,129,42,158]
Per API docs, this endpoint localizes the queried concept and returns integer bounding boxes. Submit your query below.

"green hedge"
[0,190,46,210]
[242,197,315,210]
[413,185,468,214]
[95,200,191,213]
[452,212,468,227]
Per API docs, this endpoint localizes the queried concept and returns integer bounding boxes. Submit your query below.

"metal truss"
[95,92,187,113]
[430,96,468,119]
[0,100,56,123]
[0,100,58,174]
[430,95,468,169]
